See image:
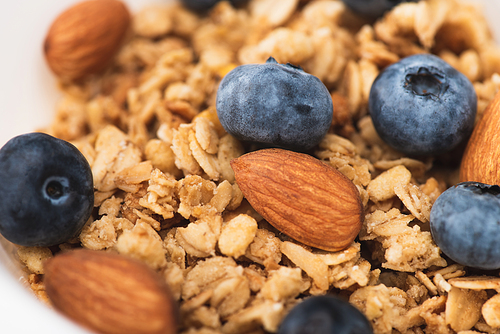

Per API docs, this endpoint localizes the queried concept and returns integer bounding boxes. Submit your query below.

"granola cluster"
[15,0,500,333]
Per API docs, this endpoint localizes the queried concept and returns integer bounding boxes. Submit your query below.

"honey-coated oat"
[14,0,500,333]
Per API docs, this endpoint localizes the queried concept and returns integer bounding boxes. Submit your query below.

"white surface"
[0,0,499,333]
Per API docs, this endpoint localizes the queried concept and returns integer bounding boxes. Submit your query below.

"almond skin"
[231,148,364,251]
[44,249,178,334]
[44,0,131,81]
[460,90,500,184]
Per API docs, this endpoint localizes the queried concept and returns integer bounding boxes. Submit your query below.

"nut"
[460,90,500,184]
[44,249,178,334]
[43,0,131,81]
[230,148,364,251]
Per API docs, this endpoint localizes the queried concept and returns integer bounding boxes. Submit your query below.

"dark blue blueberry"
[368,54,476,157]
[0,133,94,247]
[180,0,247,13]
[430,182,500,270]
[341,0,419,19]
[278,295,372,334]
[216,57,333,151]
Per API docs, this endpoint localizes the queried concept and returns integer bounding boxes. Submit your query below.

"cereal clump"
[16,0,500,333]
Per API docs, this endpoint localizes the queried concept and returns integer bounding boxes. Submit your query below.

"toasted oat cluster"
[16,0,500,333]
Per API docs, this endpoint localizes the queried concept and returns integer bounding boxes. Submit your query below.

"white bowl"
[1,0,500,333]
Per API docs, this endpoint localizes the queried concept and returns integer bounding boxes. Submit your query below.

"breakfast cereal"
[13,0,500,333]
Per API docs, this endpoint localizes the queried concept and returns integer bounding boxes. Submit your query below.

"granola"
[15,0,500,333]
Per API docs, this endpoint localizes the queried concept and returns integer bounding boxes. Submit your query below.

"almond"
[460,90,500,184]
[44,249,178,334]
[44,0,131,81]
[230,148,364,251]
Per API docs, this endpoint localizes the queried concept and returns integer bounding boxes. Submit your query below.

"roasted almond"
[231,148,364,251]
[44,249,178,334]
[44,0,131,81]
[460,90,500,184]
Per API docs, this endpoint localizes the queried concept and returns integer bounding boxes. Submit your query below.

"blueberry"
[341,0,419,19]
[0,133,94,247]
[216,57,333,151]
[430,182,500,270]
[368,54,476,157]
[180,0,247,13]
[278,295,373,334]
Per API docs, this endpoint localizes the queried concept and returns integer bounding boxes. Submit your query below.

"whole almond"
[231,148,364,251]
[460,90,500,184]
[44,0,131,80]
[44,249,178,334]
